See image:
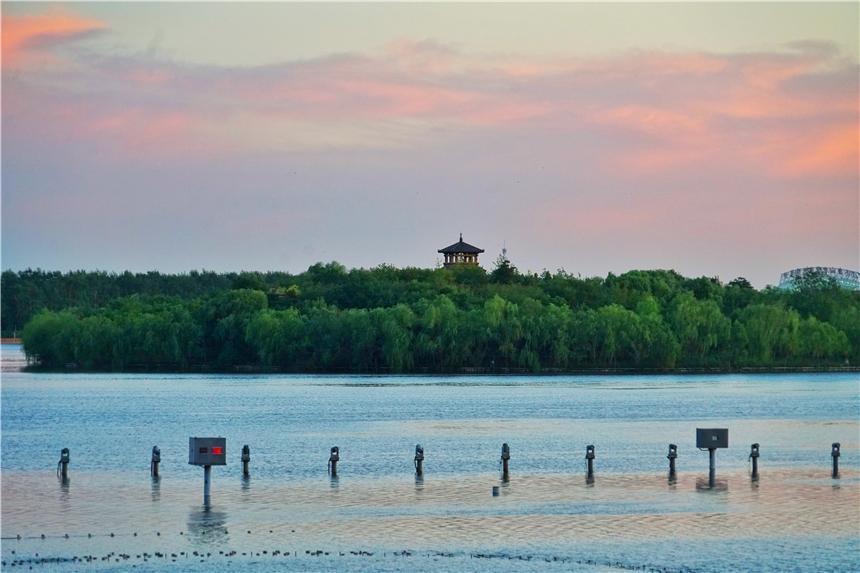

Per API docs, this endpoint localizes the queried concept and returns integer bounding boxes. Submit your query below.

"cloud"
[1,9,106,69]
[3,12,860,184]
[754,123,859,178]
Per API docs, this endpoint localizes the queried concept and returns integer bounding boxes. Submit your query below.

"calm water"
[2,344,858,572]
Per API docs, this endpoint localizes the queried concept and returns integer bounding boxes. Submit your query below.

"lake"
[2,343,858,572]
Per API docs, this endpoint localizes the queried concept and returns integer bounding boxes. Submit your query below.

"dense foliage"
[5,262,858,372]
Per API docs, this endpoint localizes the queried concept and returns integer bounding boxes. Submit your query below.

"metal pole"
[328,447,339,477]
[832,442,840,478]
[500,443,510,482]
[667,444,677,481]
[203,465,211,506]
[586,445,595,482]
[414,444,424,477]
[151,446,160,478]
[708,448,716,488]
[241,445,250,478]
[749,443,759,481]
[58,448,70,480]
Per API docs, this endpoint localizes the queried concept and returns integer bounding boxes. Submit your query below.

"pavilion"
[438,234,484,267]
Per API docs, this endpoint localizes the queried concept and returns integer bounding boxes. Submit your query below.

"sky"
[2,2,858,287]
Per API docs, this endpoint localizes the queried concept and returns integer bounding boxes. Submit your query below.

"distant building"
[778,267,860,291]
[438,234,484,267]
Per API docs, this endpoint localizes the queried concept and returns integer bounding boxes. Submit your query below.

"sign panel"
[696,428,729,449]
[188,437,227,466]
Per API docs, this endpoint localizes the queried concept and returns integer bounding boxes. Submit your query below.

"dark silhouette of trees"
[5,264,856,372]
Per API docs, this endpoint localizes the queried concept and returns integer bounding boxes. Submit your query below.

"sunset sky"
[2,2,858,286]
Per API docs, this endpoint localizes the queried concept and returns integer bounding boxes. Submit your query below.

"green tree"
[669,293,731,366]
[797,317,849,363]
[490,249,519,284]
[736,304,800,365]
[373,304,415,372]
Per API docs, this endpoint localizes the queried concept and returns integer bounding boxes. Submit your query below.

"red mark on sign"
[212,447,223,455]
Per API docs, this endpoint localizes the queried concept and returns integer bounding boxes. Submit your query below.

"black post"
[241,445,251,478]
[151,446,161,478]
[749,443,759,481]
[203,464,211,506]
[585,445,595,482]
[57,448,70,480]
[500,443,510,481]
[328,446,339,477]
[667,444,677,481]
[832,442,840,478]
[708,448,716,488]
[414,444,424,476]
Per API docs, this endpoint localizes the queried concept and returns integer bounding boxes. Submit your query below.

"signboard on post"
[696,428,728,489]
[696,428,728,449]
[188,437,227,466]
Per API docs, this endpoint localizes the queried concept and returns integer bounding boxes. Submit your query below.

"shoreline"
[17,364,860,375]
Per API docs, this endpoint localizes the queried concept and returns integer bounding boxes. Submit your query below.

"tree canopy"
[4,263,857,372]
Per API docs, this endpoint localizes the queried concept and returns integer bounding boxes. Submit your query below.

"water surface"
[2,344,858,572]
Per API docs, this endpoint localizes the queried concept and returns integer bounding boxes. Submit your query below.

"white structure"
[778,267,860,291]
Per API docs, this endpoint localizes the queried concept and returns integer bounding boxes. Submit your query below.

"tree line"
[5,261,858,372]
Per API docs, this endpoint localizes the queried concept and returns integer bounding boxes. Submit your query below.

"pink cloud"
[576,50,857,180]
[126,68,173,87]
[3,20,857,189]
[752,123,859,178]
[91,110,194,151]
[592,105,707,139]
[1,9,106,68]
[332,78,476,117]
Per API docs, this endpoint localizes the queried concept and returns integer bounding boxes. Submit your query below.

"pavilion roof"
[438,234,484,254]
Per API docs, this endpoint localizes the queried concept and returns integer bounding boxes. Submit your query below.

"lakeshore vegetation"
[3,262,858,372]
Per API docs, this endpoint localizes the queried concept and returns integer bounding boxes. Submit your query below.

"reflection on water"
[58,477,71,517]
[1,468,858,571]
[695,477,729,491]
[186,506,229,546]
[151,477,161,502]
[11,468,856,536]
